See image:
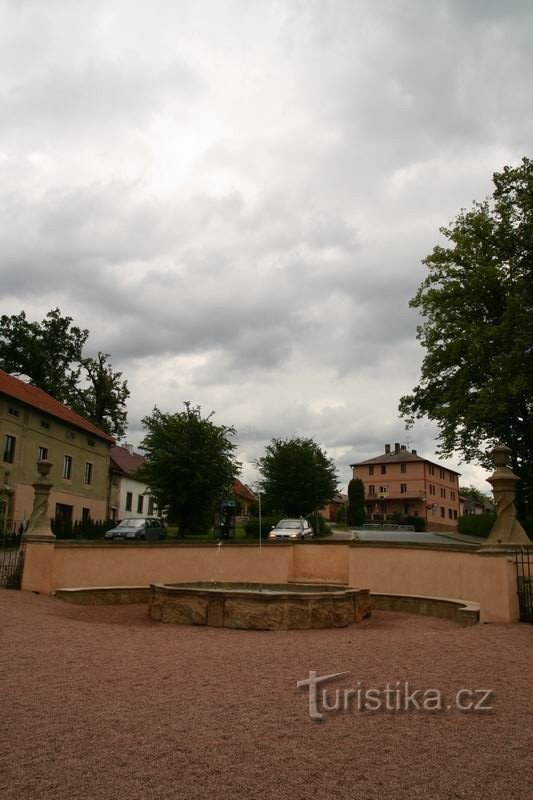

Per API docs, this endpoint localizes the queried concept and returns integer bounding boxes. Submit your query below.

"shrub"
[244,516,281,538]
[309,514,330,537]
[458,513,496,538]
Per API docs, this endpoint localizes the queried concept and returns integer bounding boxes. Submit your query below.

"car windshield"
[116,519,145,529]
[277,520,301,529]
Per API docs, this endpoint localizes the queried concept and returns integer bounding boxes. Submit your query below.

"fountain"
[148,580,371,630]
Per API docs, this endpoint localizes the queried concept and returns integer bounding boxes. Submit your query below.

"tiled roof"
[0,370,114,443]
[110,445,146,476]
[351,449,460,475]
[232,479,256,503]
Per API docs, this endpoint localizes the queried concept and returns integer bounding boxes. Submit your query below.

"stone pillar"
[483,445,530,548]
[23,460,56,542]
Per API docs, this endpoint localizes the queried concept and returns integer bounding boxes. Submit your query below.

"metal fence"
[0,535,25,589]
[515,549,533,623]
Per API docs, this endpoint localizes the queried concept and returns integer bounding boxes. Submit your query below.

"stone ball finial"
[37,459,53,478]
[490,444,512,469]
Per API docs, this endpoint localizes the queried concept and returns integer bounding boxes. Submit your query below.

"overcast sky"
[1,0,531,492]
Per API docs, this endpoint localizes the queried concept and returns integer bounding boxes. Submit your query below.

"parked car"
[268,518,313,540]
[104,518,167,541]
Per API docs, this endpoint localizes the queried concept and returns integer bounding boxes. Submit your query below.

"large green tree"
[399,158,533,519]
[139,403,241,536]
[256,436,338,517]
[0,308,129,438]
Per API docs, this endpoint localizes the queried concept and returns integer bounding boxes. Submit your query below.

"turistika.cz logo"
[296,671,494,721]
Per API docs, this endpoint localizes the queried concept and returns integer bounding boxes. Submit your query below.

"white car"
[268,518,314,540]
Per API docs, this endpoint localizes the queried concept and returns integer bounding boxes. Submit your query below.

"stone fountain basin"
[149,581,371,630]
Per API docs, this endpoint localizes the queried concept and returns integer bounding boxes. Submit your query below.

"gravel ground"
[1,591,532,800]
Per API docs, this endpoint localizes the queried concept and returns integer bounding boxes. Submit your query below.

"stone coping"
[53,539,483,553]
[152,581,361,600]
[371,592,480,626]
[56,586,151,604]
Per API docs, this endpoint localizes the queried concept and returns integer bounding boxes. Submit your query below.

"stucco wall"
[21,540,521,623]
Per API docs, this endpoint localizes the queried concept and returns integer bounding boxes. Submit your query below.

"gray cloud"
[1,0,531,492]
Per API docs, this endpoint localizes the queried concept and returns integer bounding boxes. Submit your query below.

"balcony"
[366,491,426,502]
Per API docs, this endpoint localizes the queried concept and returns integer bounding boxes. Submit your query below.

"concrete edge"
[371,592,480,626]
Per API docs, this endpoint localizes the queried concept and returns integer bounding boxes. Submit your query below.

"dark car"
[104,518,167,541]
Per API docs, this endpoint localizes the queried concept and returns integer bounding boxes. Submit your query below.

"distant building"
[350,442,460,532]
[0,370,113,529]
[108,444,156,522]
[320,493,348,523]
[231,479,256,519]
[459,494,494,516]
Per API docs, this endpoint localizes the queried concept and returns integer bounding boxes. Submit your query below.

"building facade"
[350,442,460,532]
[108,444,157,522]
[0,370,113,530]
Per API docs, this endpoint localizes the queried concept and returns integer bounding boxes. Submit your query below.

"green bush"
[458,513,496,538]
[309,514,330,537]
[51,517,114,540]
[243,516,281,538]
[406,515,426,532]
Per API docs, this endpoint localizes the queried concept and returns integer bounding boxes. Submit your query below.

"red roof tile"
[232,479,256,503]
[110,445,146,476]
[0,370,114,443]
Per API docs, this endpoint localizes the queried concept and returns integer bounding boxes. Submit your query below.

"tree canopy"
[256,436,338,517]
[139,403,241,536]
[0,308,129,438]
[399,157,533,519]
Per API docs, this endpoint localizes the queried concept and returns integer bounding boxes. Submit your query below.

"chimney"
[400,445,406,451]
[384,444,391,454]
[394,442,400,453]
[124,443,134,454]
[412,449,417,455]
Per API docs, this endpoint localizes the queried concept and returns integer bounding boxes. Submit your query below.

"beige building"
[0,370,114,530]
[351,443,460,532]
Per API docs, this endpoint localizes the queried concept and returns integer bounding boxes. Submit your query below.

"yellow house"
[0,370,114,531]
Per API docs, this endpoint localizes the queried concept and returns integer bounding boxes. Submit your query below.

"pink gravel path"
[1,590,532,800]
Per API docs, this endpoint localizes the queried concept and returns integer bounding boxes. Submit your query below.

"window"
[137,495,144,513]
[440,488,446,498]
[148,497,154,515]
[8,407,19,418]
[66,431,75,441]
[3,434,15,463]
[404,504,410,515]
[450,490,456,501]
[429,484,435,496]
[126,492,133,511]
[82,507,90,523]
[369,466,374,476]
[84,462,93,485]
[37,446,48,462]
[400,483,407,494]
[381,465,387,475]
[448,509,453,519]
[41,420,50,430]
[440,507,445,518]
[439,468,445,479]
[112,474,120,486]
[428,464,435,476]
[368,485,375,496]
[87,438,95,447]
[379,486,387,495]
[401,463,407,473]
[63,455,72,480]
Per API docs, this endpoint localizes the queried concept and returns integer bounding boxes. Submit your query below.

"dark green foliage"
[256,437,338,517]
[457,513,497,538]
[406,515,426,532]
[460,485,489,505]
[347,478,366,526]
[51,517,112,540]
[309,514,330,537]
[139,403,240,537]
[0,308,129,438]
[243,516,281,538]
[400,158,533,519]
